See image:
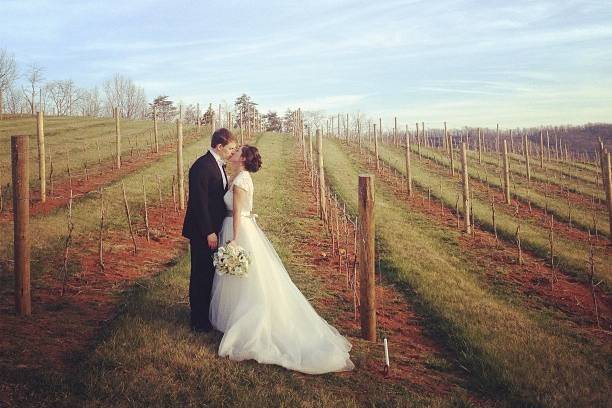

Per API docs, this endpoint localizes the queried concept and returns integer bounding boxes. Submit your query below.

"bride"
[209,144,355,374]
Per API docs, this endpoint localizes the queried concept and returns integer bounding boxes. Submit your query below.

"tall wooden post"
[374,123,379,170]
[115,107,121,169]
[316,129,326,220]
[36,111,46,202]
[524,134,531,182]
[461,142,471,234]
[422,121,426,148]
[394,117,397,146]
[444,121,449,154]
[496,123,500,153]
[346,113,349,143]
[308,127,314,177]
[449,128,455,176]
[405,128,413,196]
[177,111,185,211]
[12,135,31,316]
[539,130,544,168]
[477,128,482,164]
[153,106,159,153]
[416,122,421,160]
[546,130,551,162]
[358,174,376,341]
[503,140,511,204]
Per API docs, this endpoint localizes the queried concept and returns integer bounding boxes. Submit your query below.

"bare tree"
[45,80,83,116]
[22,63,44,115]
[4,86,26,114]
[0,48,18,118]
[81,86,102,117]
[303,110,325,130]
[183,103,198,124]
[103,74,147,119]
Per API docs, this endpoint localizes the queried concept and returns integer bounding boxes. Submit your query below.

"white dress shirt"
[209,148,227,189]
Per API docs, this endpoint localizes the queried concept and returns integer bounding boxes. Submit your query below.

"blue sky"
[2,0,611,127]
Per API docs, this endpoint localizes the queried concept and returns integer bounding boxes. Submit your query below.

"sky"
[1,0,612,128]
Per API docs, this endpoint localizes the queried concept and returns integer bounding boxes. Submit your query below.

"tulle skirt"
[210,215,354,374]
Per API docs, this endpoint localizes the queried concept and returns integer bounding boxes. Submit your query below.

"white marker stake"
[384,338,390,367]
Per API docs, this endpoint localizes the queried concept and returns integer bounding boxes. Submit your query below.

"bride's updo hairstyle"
[241,145,262,172]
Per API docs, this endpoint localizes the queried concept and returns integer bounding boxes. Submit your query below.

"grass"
[0,115,182,188]
[320,136,611,408]
[1,133,468,407]
[363,140,611,291]
[392,141,608,236]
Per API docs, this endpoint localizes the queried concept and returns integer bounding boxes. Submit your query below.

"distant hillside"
[526,123,612,158]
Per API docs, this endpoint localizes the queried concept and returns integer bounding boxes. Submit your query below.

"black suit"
[182,151,228,329]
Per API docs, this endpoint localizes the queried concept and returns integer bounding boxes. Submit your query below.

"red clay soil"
[0,131,200,222]
[348,145,611,342]
[0,204,187,390]
[290,162,493,404]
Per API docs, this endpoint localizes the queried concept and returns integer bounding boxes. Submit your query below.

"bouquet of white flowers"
[213,243,251,277]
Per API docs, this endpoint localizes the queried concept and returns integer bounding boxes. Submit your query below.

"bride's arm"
[231,185,248,243]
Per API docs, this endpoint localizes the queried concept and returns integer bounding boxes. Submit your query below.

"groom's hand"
[207,233,218,250]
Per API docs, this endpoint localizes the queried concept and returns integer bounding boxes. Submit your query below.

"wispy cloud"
[1,0,611,126]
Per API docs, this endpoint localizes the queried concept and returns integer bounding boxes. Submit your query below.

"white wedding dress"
[210,170,354,374]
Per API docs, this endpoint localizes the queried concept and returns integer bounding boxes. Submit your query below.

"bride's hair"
[241,145,262,172]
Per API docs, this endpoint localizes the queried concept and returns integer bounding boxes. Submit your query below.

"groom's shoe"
[191,324,213,333]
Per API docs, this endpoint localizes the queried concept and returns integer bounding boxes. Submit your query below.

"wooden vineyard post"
[444,121,449,154]
[546,130,551,162]
[153,106,159,153]
[524,134,531,183]
[12,135,31,316]
[121,181,138,255]
[374,123,379,170]
[177,110,185,211]
[308,127,314,187]
[503,140,511,204]
[405,127,413,196]
[115,107,121,169]
[477,127,482,164]
[394,116,397,146]
[346,113,349,143]
[358,174,376,341]
[35,111,47,203]
[539,130,544,169]
[461,142,471,234]
[416,122,422,161]
[316,129,327,220]
[142,176,150,242]
[449,126,455,176]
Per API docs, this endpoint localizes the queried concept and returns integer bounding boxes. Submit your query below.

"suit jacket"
[182,151,228,241]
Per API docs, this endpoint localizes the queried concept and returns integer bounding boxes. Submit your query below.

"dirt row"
[290,155,494,404]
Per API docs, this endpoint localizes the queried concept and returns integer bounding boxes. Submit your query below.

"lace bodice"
[224,170,254,215]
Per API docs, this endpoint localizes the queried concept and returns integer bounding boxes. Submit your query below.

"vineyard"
[1,112,611,407]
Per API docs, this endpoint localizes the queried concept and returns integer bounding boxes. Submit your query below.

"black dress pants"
[189,237,215,329]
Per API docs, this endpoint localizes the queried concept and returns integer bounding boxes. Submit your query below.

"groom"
[182,128,237,332]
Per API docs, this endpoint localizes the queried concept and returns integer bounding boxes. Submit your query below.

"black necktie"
[222,163,228,191]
